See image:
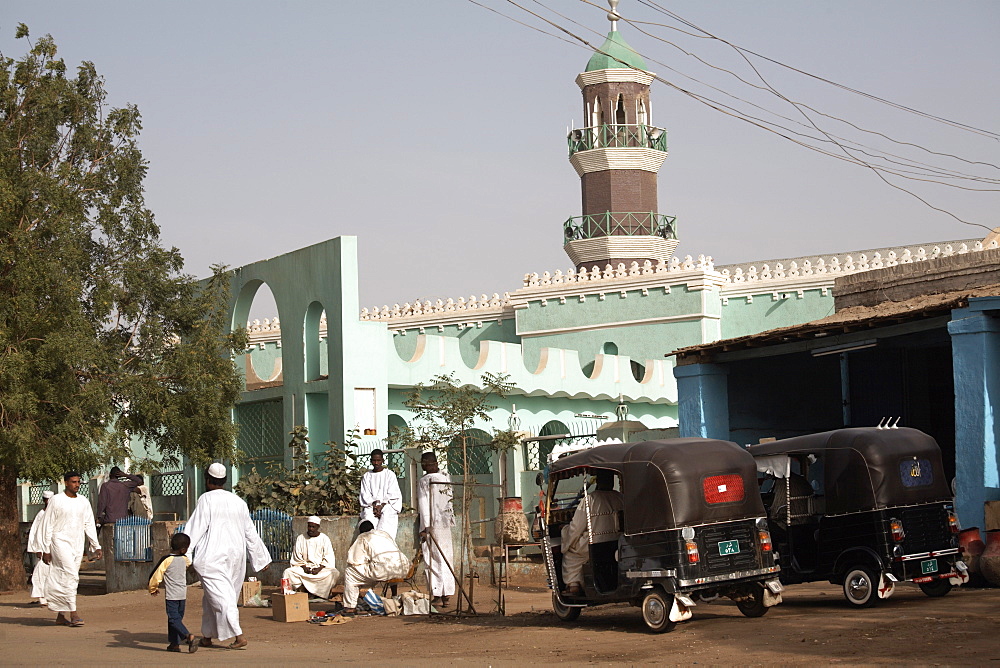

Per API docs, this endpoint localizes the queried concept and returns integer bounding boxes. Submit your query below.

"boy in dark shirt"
[149,532,198,653]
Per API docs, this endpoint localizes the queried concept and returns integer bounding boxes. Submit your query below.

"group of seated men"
[281,450,457,613]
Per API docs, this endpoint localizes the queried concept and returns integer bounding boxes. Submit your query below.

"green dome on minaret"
[585,30,647,72]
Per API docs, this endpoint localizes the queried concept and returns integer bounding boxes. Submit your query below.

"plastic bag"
[401,590,430,615]
[360,589,385,615]
[380,595,402,616]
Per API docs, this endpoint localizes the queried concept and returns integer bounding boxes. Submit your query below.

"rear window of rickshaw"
[899,458,934,487]
[703,474,745,504]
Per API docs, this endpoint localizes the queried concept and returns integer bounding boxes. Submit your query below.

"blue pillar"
[674,363,730,440]
[948,297,1000,530]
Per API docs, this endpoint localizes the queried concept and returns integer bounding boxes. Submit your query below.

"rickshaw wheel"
[641,589,677,633]
[735,583,770,618]
[551,593,581,622]
[842,565,880,607]
[919,579,952,598]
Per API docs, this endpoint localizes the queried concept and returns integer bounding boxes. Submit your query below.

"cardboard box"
[238,580,261,607]
[272,592,310,623]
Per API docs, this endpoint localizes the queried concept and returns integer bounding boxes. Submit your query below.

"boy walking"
[149,532,198,653]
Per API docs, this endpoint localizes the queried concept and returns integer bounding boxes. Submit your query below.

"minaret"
[564,0,677,271]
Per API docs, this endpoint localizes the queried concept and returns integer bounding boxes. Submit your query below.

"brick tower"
[564,0,677,271]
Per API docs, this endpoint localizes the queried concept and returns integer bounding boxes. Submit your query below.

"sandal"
[198,638,214,648]
[188,636,200,653]
[226,640,248,650]
[56,616,71,626]
[69,618,85,627]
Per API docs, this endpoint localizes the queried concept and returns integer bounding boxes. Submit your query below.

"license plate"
[718,540,740,555]
[921,558,938,575]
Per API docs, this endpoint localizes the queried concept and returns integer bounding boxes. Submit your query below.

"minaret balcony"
[564,212,677,242]
[567,124,667,156]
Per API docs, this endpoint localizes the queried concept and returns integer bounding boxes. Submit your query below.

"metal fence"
[523,421,602,470]
[114,516,153,562]
[29,484,55,504]
[151,472,185,497]
[250,508,293,562]
[236,399,285,468]
[567,123,668,155]
[563,211,677,242]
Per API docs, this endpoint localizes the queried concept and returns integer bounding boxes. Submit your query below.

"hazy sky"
[4,1,998,317]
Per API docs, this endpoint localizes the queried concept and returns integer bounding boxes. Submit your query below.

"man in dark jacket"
[96,467,144,526]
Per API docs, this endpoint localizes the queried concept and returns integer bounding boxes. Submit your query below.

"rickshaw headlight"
[685,540,700,564]
[889,518,905,542]
[947,512,959,533]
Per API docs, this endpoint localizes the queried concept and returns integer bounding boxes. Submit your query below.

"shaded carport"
[670,285,1000,530]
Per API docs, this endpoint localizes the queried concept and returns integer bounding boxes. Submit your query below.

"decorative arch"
[447,428,494,475]
[233,280,282,389]
[303,301,327,380]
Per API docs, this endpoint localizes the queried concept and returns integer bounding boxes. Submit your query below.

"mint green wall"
[720,289,834,339]
[392,319,519,367]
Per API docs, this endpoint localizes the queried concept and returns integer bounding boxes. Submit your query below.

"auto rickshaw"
[540,439,783,633]
[747,427,969,607]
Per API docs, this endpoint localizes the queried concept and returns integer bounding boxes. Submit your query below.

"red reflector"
[703,474,745,504]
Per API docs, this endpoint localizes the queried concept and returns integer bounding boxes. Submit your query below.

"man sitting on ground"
[340,521,410,615]
[282,516,340,599]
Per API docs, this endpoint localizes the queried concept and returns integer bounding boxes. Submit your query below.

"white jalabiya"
[359,468,403,538]
[184,489,271,640]
[560,490,624,588]
[282,533,340,598]
[343,529,410,608]
[27,508,50,604]
[39,493,100,613]
[416,471,456,597]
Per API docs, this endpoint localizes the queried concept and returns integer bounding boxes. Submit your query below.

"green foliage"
[234,426,367,516]
[402,372,520,457]
[0,27,245,481]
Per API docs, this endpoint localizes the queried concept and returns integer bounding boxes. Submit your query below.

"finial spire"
[608,0,620,31]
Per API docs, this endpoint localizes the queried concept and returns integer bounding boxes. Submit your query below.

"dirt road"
[2,578,997,665]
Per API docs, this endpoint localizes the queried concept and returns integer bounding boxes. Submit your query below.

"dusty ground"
[1,571,998,666]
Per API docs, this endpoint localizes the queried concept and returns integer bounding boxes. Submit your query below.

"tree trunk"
[0,466,26,592]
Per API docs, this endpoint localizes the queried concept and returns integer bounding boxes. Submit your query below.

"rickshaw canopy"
[549,438,765,534]
[747,427,952,514]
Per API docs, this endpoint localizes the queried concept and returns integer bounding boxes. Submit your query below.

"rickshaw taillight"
[685,540,700,564]
[947,512,959,533]
[890,518,905,542]
[758,529,772,552]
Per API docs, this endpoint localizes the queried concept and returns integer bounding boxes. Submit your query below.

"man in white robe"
[358,449,402,538]
[282,516,339,599]
[183,463,271,650]
[27,491,54,606]
[416,452,456,607]
[341,521,410,614]
[40,473,102,626]
[560,470,623,597]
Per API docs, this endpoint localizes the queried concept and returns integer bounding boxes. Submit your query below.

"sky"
[4,1,998,318]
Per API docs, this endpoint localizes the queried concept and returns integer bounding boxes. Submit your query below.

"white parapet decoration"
[386,334,677,405]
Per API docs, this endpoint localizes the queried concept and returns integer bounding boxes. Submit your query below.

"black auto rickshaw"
[747,427,969,607]
[540,439,783,633]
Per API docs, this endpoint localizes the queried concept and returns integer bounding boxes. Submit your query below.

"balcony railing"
[567,124,668,156]
[564,212,678,242]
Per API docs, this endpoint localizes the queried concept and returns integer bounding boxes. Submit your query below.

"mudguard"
[763,578,783,607]
[949,560,970,586]
[877,572,896,599]
[669,596,693,622]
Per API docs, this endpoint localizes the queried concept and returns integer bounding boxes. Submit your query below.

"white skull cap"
[43,491,55,499]
[307,516,321,525]
[207,462,226,478]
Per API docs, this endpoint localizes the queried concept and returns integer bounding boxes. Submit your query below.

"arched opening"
[233,281,282,389]
[615,94,627,125]
[591,96,603,127]
[535,420,571,469]
[303,301,328,381]
[602,342,619,356]
[637,99,648,126]
[447,428,494,476]
[387,414,409,448]
[631,360,646,382]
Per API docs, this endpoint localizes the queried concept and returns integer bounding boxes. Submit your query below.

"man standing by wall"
[40,473,102,627]
[96,466,143,527]
[359,449,402,538]
[183,463,270,650]
[27,490,54,606]
[416,452,456,608]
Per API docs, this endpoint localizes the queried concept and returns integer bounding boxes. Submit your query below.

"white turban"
[307,516,321,525]
[207,462,226,478]
[42,491,55,499]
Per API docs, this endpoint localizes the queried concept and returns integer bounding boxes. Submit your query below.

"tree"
[402,372,519,614]
[0,26,246,590]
